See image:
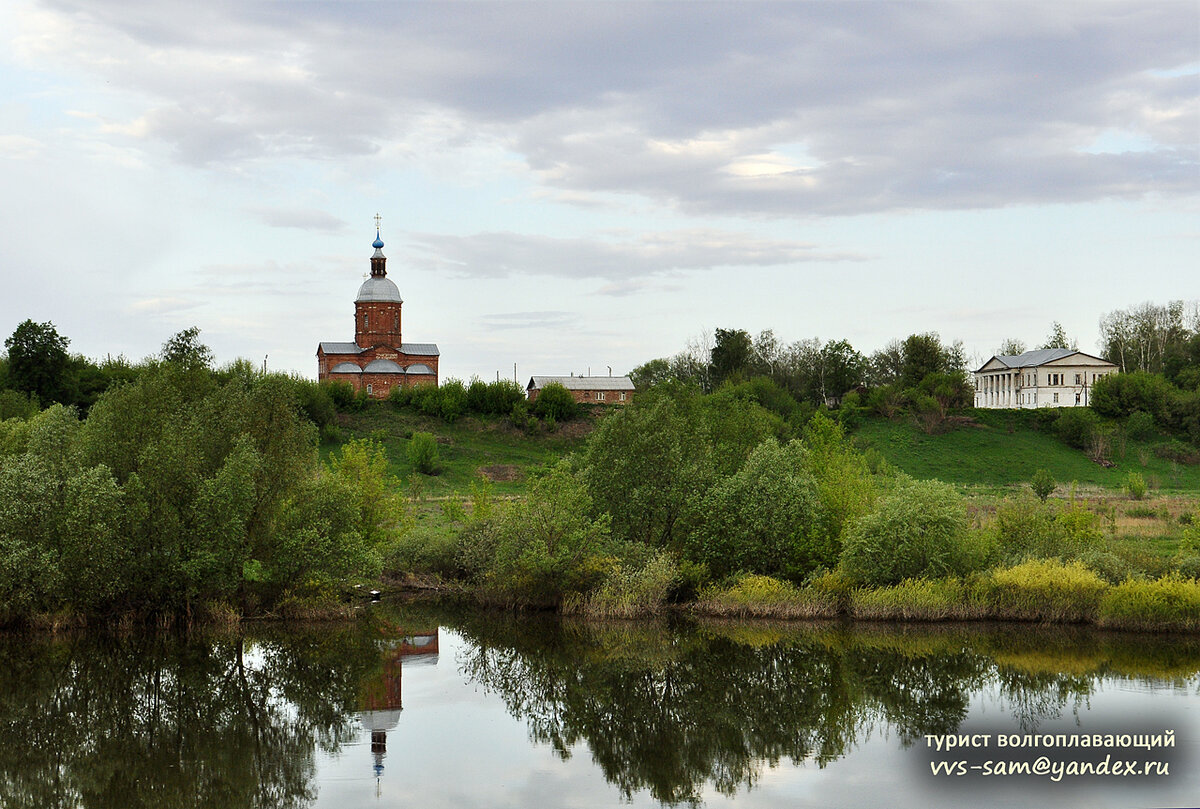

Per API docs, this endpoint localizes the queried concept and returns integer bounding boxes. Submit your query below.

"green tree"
[583,385,712,547]
[533,382,577,421]
[408,431,440,475]
[1030,469,1055,502]
[1039,321,1075,350]
[4,320,69,404]
[685,440,833,581]
[840,477,973,586]
[161,326,215,370]
[710,328,754,387]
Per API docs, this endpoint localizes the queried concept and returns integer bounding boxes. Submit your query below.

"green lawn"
[319,402,592,496]
[852,410,1200,493]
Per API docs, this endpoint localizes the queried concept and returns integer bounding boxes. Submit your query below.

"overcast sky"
[1,0,1196,381]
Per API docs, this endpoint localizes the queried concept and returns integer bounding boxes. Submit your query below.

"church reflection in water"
[357,625,440,784]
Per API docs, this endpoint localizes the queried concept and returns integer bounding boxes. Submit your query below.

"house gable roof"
[527,375,635,391]
[974,348,1114,373]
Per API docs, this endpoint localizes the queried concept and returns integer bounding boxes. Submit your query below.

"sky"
[1,0,1196,382]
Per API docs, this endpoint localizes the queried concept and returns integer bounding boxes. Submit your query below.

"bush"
[464,462,615,606]
[408,432,439,475]
[437,378,468,422]
[533,382,577,421]
[1077,550,1134,585]
[565,551,679,617]
[1030,468,1055,502]
[1126,410,1156,441]
[322,380,366,411]
[684,440,833,581]
[1124,471,1148,500]
[1091,372,1174,422]
[1053,407,1098,449]
[982,560,1108,622]
[1097,575,1200,631]
[839,477,974,586]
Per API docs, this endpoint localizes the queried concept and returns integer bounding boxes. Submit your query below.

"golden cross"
[374,213,382,231]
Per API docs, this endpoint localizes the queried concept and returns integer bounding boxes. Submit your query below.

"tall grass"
[981,560,1108,623]
[850,578,977,621]
[1097,575,1200,632]
[693,574,839,619]
[563,553,678,618]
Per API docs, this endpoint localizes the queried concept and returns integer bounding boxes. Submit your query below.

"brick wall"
[355,301,402,348]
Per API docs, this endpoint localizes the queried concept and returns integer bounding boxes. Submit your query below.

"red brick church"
[317,220,440,397]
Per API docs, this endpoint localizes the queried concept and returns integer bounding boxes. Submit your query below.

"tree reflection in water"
[0,623,389,809]
[450,613,1200,805]
[0,608,1196,808]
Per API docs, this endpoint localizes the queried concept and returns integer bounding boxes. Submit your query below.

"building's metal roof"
[528,375,635,391]
[406,363,435,375]
[363,359,404,373]
[355,276,403,303]
[399,342,440,356]
[975,348,1113,373]
[329,362,362,374]
[318,342,365,355]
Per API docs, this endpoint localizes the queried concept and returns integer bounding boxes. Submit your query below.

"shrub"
[839,477,974,586]
[982,560,1108,622]
[565,551,679,617]
[1126,410,1156,441]
[533,382,577,421]
[408,432,439,475]
[1174,556,1200,580]
[467,462,615,606]
[1097,575,1200,631]
[1124,471,1148,500]
[1053,407,1098,449]
[1030,468,1055,502]
[684,440,833,581]
[438,378,468,422]
[1153,440,1200,465]
[1091,371,1174,422]
[322,380,365,411]
[1077,550,1134,584]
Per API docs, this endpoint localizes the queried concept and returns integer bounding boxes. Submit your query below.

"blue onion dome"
[373,230,385,249]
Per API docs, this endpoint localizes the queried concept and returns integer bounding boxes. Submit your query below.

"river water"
[1,603,1196,808]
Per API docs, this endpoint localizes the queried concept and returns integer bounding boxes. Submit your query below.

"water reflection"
[447,615,1200,805]
[357,622,439,786]
[0,609,1195,808]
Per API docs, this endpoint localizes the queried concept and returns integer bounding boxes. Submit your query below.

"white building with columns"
[973,348,1119,409]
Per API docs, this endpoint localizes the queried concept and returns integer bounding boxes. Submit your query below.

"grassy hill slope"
[319,403,593,496]
[852,410,1200,493]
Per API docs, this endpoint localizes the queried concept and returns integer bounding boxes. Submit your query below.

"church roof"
[528,375,635,391]
[400,342,440,356]
[356,276,403,303]
[329,362,362,374]
[319,342,365,355]
[318,341,439,357]
[406,363,434,375]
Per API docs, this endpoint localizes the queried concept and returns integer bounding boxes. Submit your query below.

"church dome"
[356,276,403,303]
[363,359,404,373]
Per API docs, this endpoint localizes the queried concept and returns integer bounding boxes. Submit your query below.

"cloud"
[14,1,1199,213]
[478,311,575,330]
[126,296,201,315]
[250,207,348,233]
[403,229,867,281]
